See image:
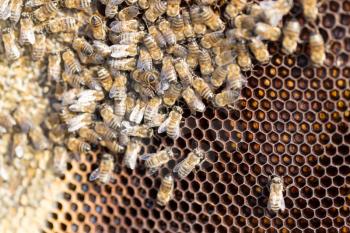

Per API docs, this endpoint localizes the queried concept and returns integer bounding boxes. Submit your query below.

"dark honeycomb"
[43,1,350,233]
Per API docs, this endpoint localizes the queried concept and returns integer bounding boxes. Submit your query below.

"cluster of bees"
[0,0,325,210]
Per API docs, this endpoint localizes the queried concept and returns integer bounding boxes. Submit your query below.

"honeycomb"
[43,1,350,232]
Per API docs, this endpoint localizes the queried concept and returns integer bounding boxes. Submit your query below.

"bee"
[248,37,270,64]
[114,97,126,119]
[47,52,61,81]
[105,0,119,18]
[118,5,140,21]
[62,71,84,88]
[158,106,182,139]
[185,39,199,69]
[137,47,153,71]
[129,99,146,124]
[110,44,138,58]
[254,22,281,41]
[31,32,46,61]
[173,149,206,179]
[189,6,207,36]
[226,63,246,90]
[182,8,195,39]
[133,69,160,88]
[47,17,78,33]
[48,124,66,144]
[63,0,91,10]
[0,112,16,133]
[162,82,182,107]
[157,175,174,206]
[14,108,33,133]
[268,175,286,212]
[81,68,102,91]
[174,58,193,86]
[33,0,58,22]
[89,154,114,184]
[110,19,139,33]
[53,146,69,175]
[94,122,118,140]
[123,139,142,170]
[9,0,23,24]
[125,92,136,117]
[198,49,214,76]
[100,104,122,129]
[1,28,20,60]
[301,0,319,22]
[192,77,214,101]
[309,33,325,67]
[90,14,106,40]
[67,113,93,132]
[78,127,102,144]
[282,20,301,55]
[62,49,81,74]
[77,89,105,102]
[213,89,240,107]
[29,126,49,150]
[110,31,145,45]
[93,40,111,57]
[224,0,247,19]
[144,0,167,23]
[101,140,125,154]
[211,66,227,89]
[260,0,293,26]
[108,58,136,71]
[166,0,180,17]
[161,56,176,83]
[72,37,94,57]
[246,3,264,21]
[110,73,127,100]
[169,15,184,41]
[158,19,176,47]
[138,0,149,9]
[141,148,174,174]
[200,31,224,49]
[121,121,154,138]
[182,87,206,113]
[143,34,163,62]
[10,133,27,158]
[96,67,113,91]
[143,97,161,122]
[236,41,252,71]
[200,6,225,31]
[214,49,235,67]
[69,100,97,113]
[167,44,187,58]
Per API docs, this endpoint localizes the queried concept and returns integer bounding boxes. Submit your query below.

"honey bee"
[198,49,214,76]
[32,32,46,61]
[137,47,153,71]
[132,69,160,91]
[121,121,154,138]
[14,108,33,133]
[166,0,179,17]
[94,122,118,140]
[213,89,240,107]
[96,67,113,91]
[248,37,270,64]
[158,19,176,47]
[67,113,93,132]
[108,58,136,71]
[114,98,126,120]
[105,0,119,18]
[254,22,281,41]
[301,0,319,22]
[81,68,102,91]
[110,19,139,33]
[157,175,174,206]
[268,175,286,212]
[110,31,145,45]
[144,0,167,23]
[174,58,193,86]
[47,17,78,33]
[53,146,69,175]
[89,154,115,184]
[211,66,227,89]
[309,33,325,67]
[224,0,247,19]
[47,52,61,81]
[118,5,140,21]
[100,104,122,129]
[143,34,163,62]
[167,44,187,58]
[144,97,162,122]
[62,49,81,74]
[72,37,94,57]
[226,63,246,90]
[63,0,91,10]
[62,71,83,88]
[200,31,224,49]
[246,3,264,21]
[192,77,214,101]
[162,82,182,107]
[173,149,205,179]
[260,0,293,26]
[29,126,49,150]
[93,40,111,57]
[182,87,206,113]
[123,139,142,170]
[10,133,27,158]
[214,49,235,66]
[160,56,176,83]
[282,20,301,55]
[90,14,106,40]
[236,41,252,71]
[158,106,182,139]
[140,148,174,174]
[189,6,207,36]
[182,8,195,39]
[110,73,127,100]
[169,15,184,41]
[0,112,16,133]
[1,28,20,60]
[33,0,58,22]
[200,6,225,31]
[138,0,149,9]
[101,140,125,154]
[110,44,138,58]
[78,127,102,144]
[129,99,146,124]
[186,39,200,69]
[9,0,23,24]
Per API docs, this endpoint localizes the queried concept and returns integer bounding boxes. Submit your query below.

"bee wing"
[139,153,156,161]
[173,158,186,174]
[89,168,100,181]
[280,195,286,212]
[147,168,158,175]
[157,116,170,134]
[129,102,142,123]
[173,120,180,138]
